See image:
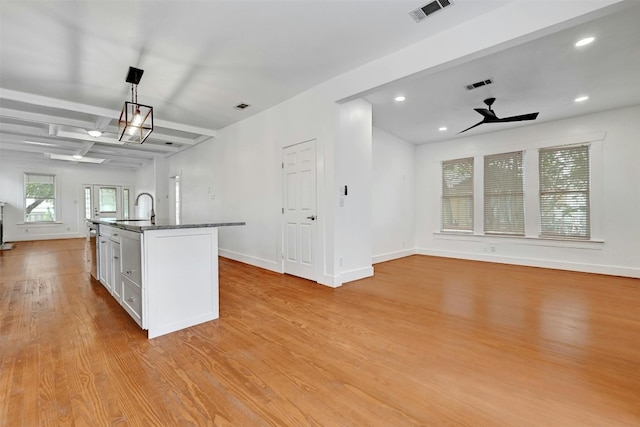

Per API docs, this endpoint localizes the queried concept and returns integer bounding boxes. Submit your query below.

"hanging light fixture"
[118,66,153,144]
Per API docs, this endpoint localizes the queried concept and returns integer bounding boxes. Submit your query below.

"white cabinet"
[111,241,122,302]
[97,225,121,297]
[98,235,110,288]
[119,229,142,326]
[122,275,142,326]
[144,227,219,338]
[120,229,141,285]
[93,221,227,339]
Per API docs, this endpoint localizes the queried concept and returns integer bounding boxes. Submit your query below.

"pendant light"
[118,66,153,144]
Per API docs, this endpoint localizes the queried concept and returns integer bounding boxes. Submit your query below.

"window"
[174,176,181,224]
[99,187,117,214]
[84,186,92,220]
[484,151,524,235]
[539,145,590,239]
[24,173,56,222]
[123,188,130,219]
[441,157,473,232]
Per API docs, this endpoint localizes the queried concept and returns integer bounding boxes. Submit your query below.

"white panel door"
[283,140,317,281]
[91,185,123,220]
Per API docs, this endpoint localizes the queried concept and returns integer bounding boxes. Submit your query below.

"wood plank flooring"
[1,238,639,426]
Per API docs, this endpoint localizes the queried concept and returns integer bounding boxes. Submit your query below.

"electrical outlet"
[210,193,215,200]
[25,228,29,233]
[339,257,343,267]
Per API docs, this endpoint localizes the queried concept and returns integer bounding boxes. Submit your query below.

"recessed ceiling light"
[394,96,406,102]
[439,126,448,131]
[87,130,103,137]
[575,37,595,47]
[574,95,589,103]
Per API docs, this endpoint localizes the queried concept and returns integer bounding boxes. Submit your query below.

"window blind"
[441,157,473,232]
[484,151,524,235]
[539,145,590,239]
[24,173,56,222]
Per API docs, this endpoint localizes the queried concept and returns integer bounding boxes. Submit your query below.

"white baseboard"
[416,248,640,278]
[373,249,416,264]
[316,266,374,288]
[338,266,374,285]
[8,233,85,242]
[218,248,282,273]
[317,274,342,288]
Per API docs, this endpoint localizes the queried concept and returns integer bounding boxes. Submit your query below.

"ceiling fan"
[459,97,539,134]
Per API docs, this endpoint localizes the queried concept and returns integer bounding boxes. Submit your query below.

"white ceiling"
[363,2,640,144]
[1,1,638,169]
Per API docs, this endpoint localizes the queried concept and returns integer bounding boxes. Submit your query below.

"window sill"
[434,232,604,250]
[17,222,63,226]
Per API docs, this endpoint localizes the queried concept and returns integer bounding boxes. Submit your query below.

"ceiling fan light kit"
[458,97,539,134]
[118,66,154,144]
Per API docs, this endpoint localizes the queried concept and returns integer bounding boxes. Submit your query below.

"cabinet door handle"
[113,233,118,237]
[113,256,119,260]
[126,296,135,303]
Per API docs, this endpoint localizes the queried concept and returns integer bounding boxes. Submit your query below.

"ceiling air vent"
[234,103,250,110]
[409,0,452,23]
[465,78,494,91]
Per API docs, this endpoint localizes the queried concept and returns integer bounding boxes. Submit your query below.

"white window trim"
[435,131,605,245]
[23,172,57,223]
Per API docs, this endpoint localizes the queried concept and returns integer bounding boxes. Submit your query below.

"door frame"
[83,184,131,221]
[281,139,319,282]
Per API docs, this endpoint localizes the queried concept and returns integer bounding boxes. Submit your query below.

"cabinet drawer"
[99,225,121,243]
[122,276,142,327]
[120,231,142,285]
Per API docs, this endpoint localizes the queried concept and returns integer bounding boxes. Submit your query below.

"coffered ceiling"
[1,1,638,169]
[0,0,513,169]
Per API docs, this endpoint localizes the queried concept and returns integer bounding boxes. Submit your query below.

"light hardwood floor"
[1,238,639,426]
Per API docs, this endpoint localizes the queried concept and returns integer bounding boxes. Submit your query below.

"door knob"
[306,215,316,221]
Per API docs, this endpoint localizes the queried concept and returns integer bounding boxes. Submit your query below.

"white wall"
[166,90,338,283]
[161,1,622,286]
[133,163,155,219]
[415,106,640,278]
[372,127,416,263]
[334,99,373,283]
[0,153,136,241]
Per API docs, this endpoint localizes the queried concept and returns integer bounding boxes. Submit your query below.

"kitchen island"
[91,219,244,338]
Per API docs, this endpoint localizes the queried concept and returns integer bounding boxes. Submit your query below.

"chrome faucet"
[135,192,155,224]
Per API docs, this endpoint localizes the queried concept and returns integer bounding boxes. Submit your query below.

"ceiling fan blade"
[474,108,497,120]
[457,121,484,134]
[495,112,539,122]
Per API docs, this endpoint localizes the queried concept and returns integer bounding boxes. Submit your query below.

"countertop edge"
[89,220,246,232]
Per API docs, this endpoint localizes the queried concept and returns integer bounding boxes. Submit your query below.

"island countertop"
[90,218,245,232]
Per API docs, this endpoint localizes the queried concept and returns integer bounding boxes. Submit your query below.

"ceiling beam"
[93,116,112,131]
[0,107,94,129]
[0,142,148,165]
[1,88,218,137]
[78,141,95,157]
[0,123,48,137]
